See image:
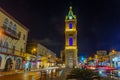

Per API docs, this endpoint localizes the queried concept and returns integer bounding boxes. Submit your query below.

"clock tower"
[65,6,78,68]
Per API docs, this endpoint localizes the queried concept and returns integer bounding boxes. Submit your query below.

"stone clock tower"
[65,6,78,68]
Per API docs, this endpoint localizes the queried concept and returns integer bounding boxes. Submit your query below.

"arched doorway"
[16,59,21,70]
[4,58,13,71]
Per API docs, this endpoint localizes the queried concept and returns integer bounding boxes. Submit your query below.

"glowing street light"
[33,48,36,52]
[111,49,115,53]
[31,48,37,55]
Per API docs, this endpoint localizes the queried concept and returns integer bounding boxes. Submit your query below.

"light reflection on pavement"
[98,70,107,77]
[0,71,41,80]
[0,68,63,80]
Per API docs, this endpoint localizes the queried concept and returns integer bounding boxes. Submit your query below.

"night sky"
[1,0,120,57]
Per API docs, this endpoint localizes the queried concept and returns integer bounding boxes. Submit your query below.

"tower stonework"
[65,6,78,68]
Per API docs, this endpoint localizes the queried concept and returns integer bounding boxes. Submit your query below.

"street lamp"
[31,48,37,55]
[33,48,36,52]
[112,49,116,53]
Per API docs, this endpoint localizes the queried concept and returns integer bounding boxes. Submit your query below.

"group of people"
[24,61,45,71]
[24,61,31,71]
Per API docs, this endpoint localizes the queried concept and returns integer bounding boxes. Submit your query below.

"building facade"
[0,7,29,71]
[37,43,56,68]
[109,50,120,69]
[26,40,56,69]
[60,50,65,63]
[97,50,108,66]
[64,6,78,68]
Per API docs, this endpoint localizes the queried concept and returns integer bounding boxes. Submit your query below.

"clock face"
[69,16,72,19]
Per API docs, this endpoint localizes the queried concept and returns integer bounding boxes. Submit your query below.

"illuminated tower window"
[69,22,72,29]
[69,37,73,46]
[69,16,73,19]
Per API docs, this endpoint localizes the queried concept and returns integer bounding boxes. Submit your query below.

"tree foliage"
[67,68,101,80]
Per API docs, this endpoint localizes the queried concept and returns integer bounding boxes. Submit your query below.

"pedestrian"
[28,62,31,71]
[42,65,44,69]
[39,65,41,69]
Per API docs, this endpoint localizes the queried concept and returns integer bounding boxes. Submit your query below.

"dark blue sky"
[1,0,120,57]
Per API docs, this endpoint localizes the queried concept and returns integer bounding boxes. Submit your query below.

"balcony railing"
[0,45,24,57]
[1,26,20,40]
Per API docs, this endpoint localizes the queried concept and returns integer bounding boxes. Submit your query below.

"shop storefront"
[112,56,120,69]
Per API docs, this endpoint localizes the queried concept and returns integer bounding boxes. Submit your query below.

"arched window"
[9,21,13,28]
[12,24,17,35]
[3,18,9,28]
[69,36,73,46]
[0,56,2,67]
[69,22,72,29]
[13,24,17,31]
[2,41,8,53]
[8,21,12,32]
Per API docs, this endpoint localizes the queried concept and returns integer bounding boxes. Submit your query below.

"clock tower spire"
[64,6,78,68]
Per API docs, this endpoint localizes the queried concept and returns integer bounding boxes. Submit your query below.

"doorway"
[4,58,13,71]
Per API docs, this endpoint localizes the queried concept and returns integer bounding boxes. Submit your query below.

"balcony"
[0,45,24,57]
[1,26,20,40]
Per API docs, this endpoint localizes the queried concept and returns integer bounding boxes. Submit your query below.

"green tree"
[67,68,101,80]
